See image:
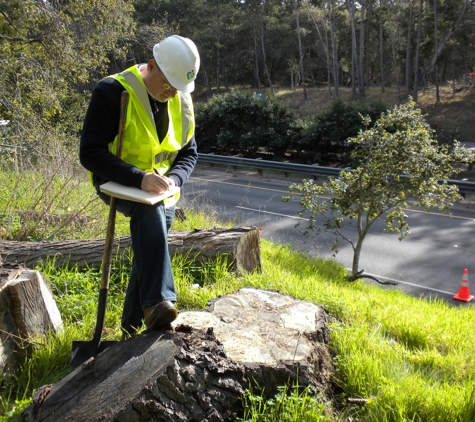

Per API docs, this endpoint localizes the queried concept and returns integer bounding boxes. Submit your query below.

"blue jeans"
[97,188,176,335]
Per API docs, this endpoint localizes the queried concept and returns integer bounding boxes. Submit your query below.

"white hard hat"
[153,35,200,93]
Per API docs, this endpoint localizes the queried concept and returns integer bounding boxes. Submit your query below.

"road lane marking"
[236,206,307,220]
[359,271,455,296]
[192,176,475,221]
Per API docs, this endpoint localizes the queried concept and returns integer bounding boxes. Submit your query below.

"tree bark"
[305,2,333,96]
[24,288,335,422]
[295,0,307,100]
[406,1,414,93]
[328,0,339,97]
[347,0,358,96]
[28,329,246,422]
[413,0,423,100]
[253,27,261,89]
[0,227,262,274]
[379,0,385,92]
[388,0,402,100]
[365,0,373,90]
[358,0,365,98]
[260,4,275,96]
[434,0,440,102]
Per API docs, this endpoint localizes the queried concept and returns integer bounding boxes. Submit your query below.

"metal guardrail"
[198,153,475,196]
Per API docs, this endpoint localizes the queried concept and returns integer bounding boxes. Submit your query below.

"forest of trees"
[131,0,475,101]
[1,0,475,161]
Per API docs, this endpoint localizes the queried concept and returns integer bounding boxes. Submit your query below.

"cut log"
[1,265,63,377]
[26,330,246,422]
[7,270,63,338]
[0,227,261,273]
[0,263,25,376]
[25,289,335,422]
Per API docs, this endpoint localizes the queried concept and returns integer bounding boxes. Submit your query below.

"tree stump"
[0,264,63,377]
[25,288,334,422]
[0,227,261,273]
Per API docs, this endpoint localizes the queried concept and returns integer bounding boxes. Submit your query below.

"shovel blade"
[71,340,119,370]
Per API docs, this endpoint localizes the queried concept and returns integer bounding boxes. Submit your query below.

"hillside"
[196,83,475,142]
[281,84,475,142]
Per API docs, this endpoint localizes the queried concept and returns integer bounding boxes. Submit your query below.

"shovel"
[71,90,129,370]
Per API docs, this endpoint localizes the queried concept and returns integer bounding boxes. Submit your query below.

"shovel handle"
[100,90,129,291]
[91,90,129,347]
[74,90,130,361]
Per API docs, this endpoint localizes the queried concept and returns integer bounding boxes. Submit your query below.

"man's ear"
[147,59,156,72]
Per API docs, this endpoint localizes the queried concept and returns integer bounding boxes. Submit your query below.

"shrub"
[195,90,300,159]
[297,99,389,165]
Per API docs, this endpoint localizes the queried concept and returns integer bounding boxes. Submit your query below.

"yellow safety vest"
[93,65,195,207]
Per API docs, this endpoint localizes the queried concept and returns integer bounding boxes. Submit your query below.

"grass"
[1,161,475,420]
[236,382,328,421]
[2,232,475,420]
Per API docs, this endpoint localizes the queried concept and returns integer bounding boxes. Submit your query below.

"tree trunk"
[216,47,221,95]
[379,0,385,92]
[260,14,275,96]
[406,1,414,93]
[295,0,307,100]
[202,67,212,99]
[365,0,372,90]
[358,0,365,98]
[322,6,336,98]
[347,0,358,97]
[388,0,402,100]
[0,227,262,274]
[305,2,332,96]
[328,0,339,98]
[253,27,261,89]
[25,288,334,422]
[413,0,423,100]
[434,0,440,102]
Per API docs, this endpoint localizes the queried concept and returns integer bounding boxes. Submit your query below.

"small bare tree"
[284,101,473,283]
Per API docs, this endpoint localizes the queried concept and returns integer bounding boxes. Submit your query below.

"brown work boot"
[144,301,178,331]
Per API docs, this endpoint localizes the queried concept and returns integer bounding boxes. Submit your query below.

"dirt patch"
[277,84,475,141]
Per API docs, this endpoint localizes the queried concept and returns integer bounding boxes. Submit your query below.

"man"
[79,35,200,337]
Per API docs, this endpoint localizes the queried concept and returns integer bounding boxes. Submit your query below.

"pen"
[152,167,169,190]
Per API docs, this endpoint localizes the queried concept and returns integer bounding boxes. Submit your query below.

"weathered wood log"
[27,329,246,422]
[0,227,261,273]
[25,289,334,422]
[7,270,63,338]
[0,263,25,376]
[1,265,63,377]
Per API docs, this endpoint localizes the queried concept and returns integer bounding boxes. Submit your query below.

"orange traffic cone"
[453,269,474,302]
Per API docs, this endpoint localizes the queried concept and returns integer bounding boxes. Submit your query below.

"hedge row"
[194,90,389,165]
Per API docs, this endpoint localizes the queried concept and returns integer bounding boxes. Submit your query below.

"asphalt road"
[183,164,475,306]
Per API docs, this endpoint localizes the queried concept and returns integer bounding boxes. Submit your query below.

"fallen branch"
[348,270,398,285]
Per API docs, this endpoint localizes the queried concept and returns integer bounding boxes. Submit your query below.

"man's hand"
[141,173,176,193]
